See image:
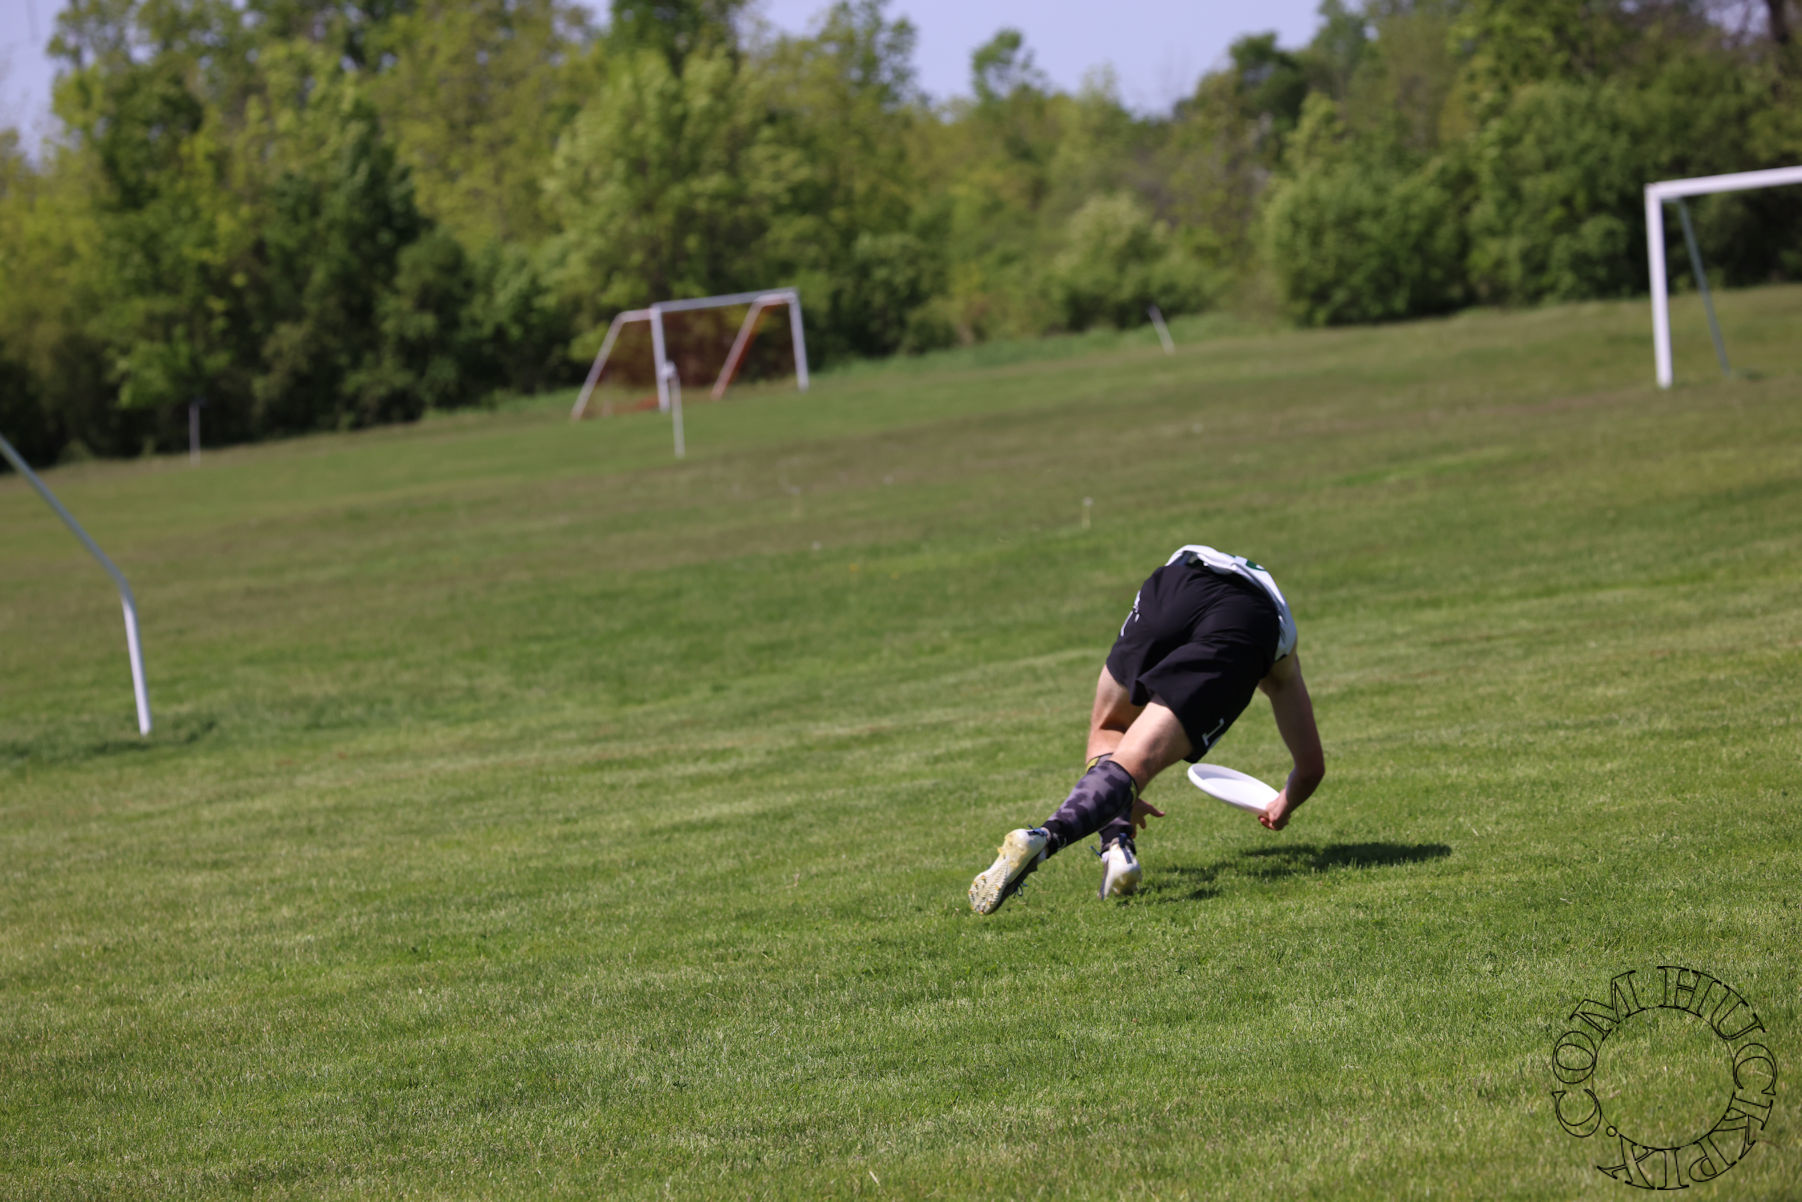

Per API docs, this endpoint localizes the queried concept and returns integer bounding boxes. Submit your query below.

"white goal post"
[0,432,152,735]
[1645,165,1802,388]
[569,288,810,423]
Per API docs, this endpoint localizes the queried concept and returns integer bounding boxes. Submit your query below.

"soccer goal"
[1644,164,1802,388]
[569,288,809,433]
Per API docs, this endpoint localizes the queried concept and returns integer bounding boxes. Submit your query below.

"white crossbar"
[1646,165,1802,203]
[651,289,784,314]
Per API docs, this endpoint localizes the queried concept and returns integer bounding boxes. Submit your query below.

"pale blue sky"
[2,0,1326,138]
[751,0,1325,112]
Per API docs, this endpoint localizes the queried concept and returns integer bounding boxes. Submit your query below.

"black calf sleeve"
[1042,758,1138,854]
[1087,754,1138,850]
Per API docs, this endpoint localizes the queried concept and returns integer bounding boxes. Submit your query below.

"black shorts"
[1104,559,1280,762]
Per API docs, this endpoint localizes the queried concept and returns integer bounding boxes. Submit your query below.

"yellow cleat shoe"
[969,828,1050,914]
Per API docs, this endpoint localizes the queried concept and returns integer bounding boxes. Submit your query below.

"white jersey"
[1166,544,1298,662]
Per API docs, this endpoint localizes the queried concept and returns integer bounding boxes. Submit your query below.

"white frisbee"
[1187,763,1278,814]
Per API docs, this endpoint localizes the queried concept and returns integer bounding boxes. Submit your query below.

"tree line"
[2,0,1798,465]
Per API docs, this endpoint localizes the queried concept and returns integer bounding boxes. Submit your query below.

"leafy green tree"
[0,140,68,466]
[1302,0,1369,99]
[467,243,579,395]
[1051,193,1215,330]
[369,0,595,246]
[1262,95,1468,324]
[904,28,1063,342]
[0,133,62,465]
[1341,2,1466,154]
[753,1,926,356]
[45,0,502,445]
[0,354,61,467]
[1463,44,1771,305]
[607,0,744,73]
[1225,32,1311,151]
[824,231,942,355]
[249,79,434,430]
[806,0,920,109]
[1157,61,1276,276]
[545,47,778,342]
[1449,0,1715,115]
[48,4,258,440]
[244,0,419,69]
[971,29,1046,105]
[0,132,126,458]
[348,229,487,417]
[1770,0,1795,52]
[1451,0,1621,116]
[1047,70,1155,221]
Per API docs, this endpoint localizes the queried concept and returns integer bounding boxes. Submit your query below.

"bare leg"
[1043,687,1193,853]
[1086,666,1142,763]
[1088,667,1146,852]
[1088,700,1190,850]
[1109,702,1194,791]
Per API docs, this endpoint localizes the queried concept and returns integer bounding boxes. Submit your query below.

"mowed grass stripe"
[2,286,1799,1198]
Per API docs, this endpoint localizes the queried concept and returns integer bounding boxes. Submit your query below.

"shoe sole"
[969,830,1044,914]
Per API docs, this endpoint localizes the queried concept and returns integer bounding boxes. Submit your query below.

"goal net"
[569,288,809,420]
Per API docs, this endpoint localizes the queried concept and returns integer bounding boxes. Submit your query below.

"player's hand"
[1259,790,1298,831]
[1131,796,1166,832]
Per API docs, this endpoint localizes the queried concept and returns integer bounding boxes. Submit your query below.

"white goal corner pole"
[649,305,673,416]
[570,308,653,419]
[1645,164,1802,388]
[788,291,810,393]
[0,433,152,735]
[711,289,808,399]
[1146,304,1175,355]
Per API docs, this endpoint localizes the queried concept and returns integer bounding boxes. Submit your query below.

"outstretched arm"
[1256,652,1324,831]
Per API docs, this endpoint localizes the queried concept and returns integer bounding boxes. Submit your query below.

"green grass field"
[4,288,1799,1199]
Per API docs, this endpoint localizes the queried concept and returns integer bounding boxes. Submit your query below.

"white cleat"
[1099,839,1142,899]
[969,828,1050,914]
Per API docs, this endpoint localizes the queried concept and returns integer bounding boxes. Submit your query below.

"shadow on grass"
[1153,841,1452,903]
[0,714,219,769]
